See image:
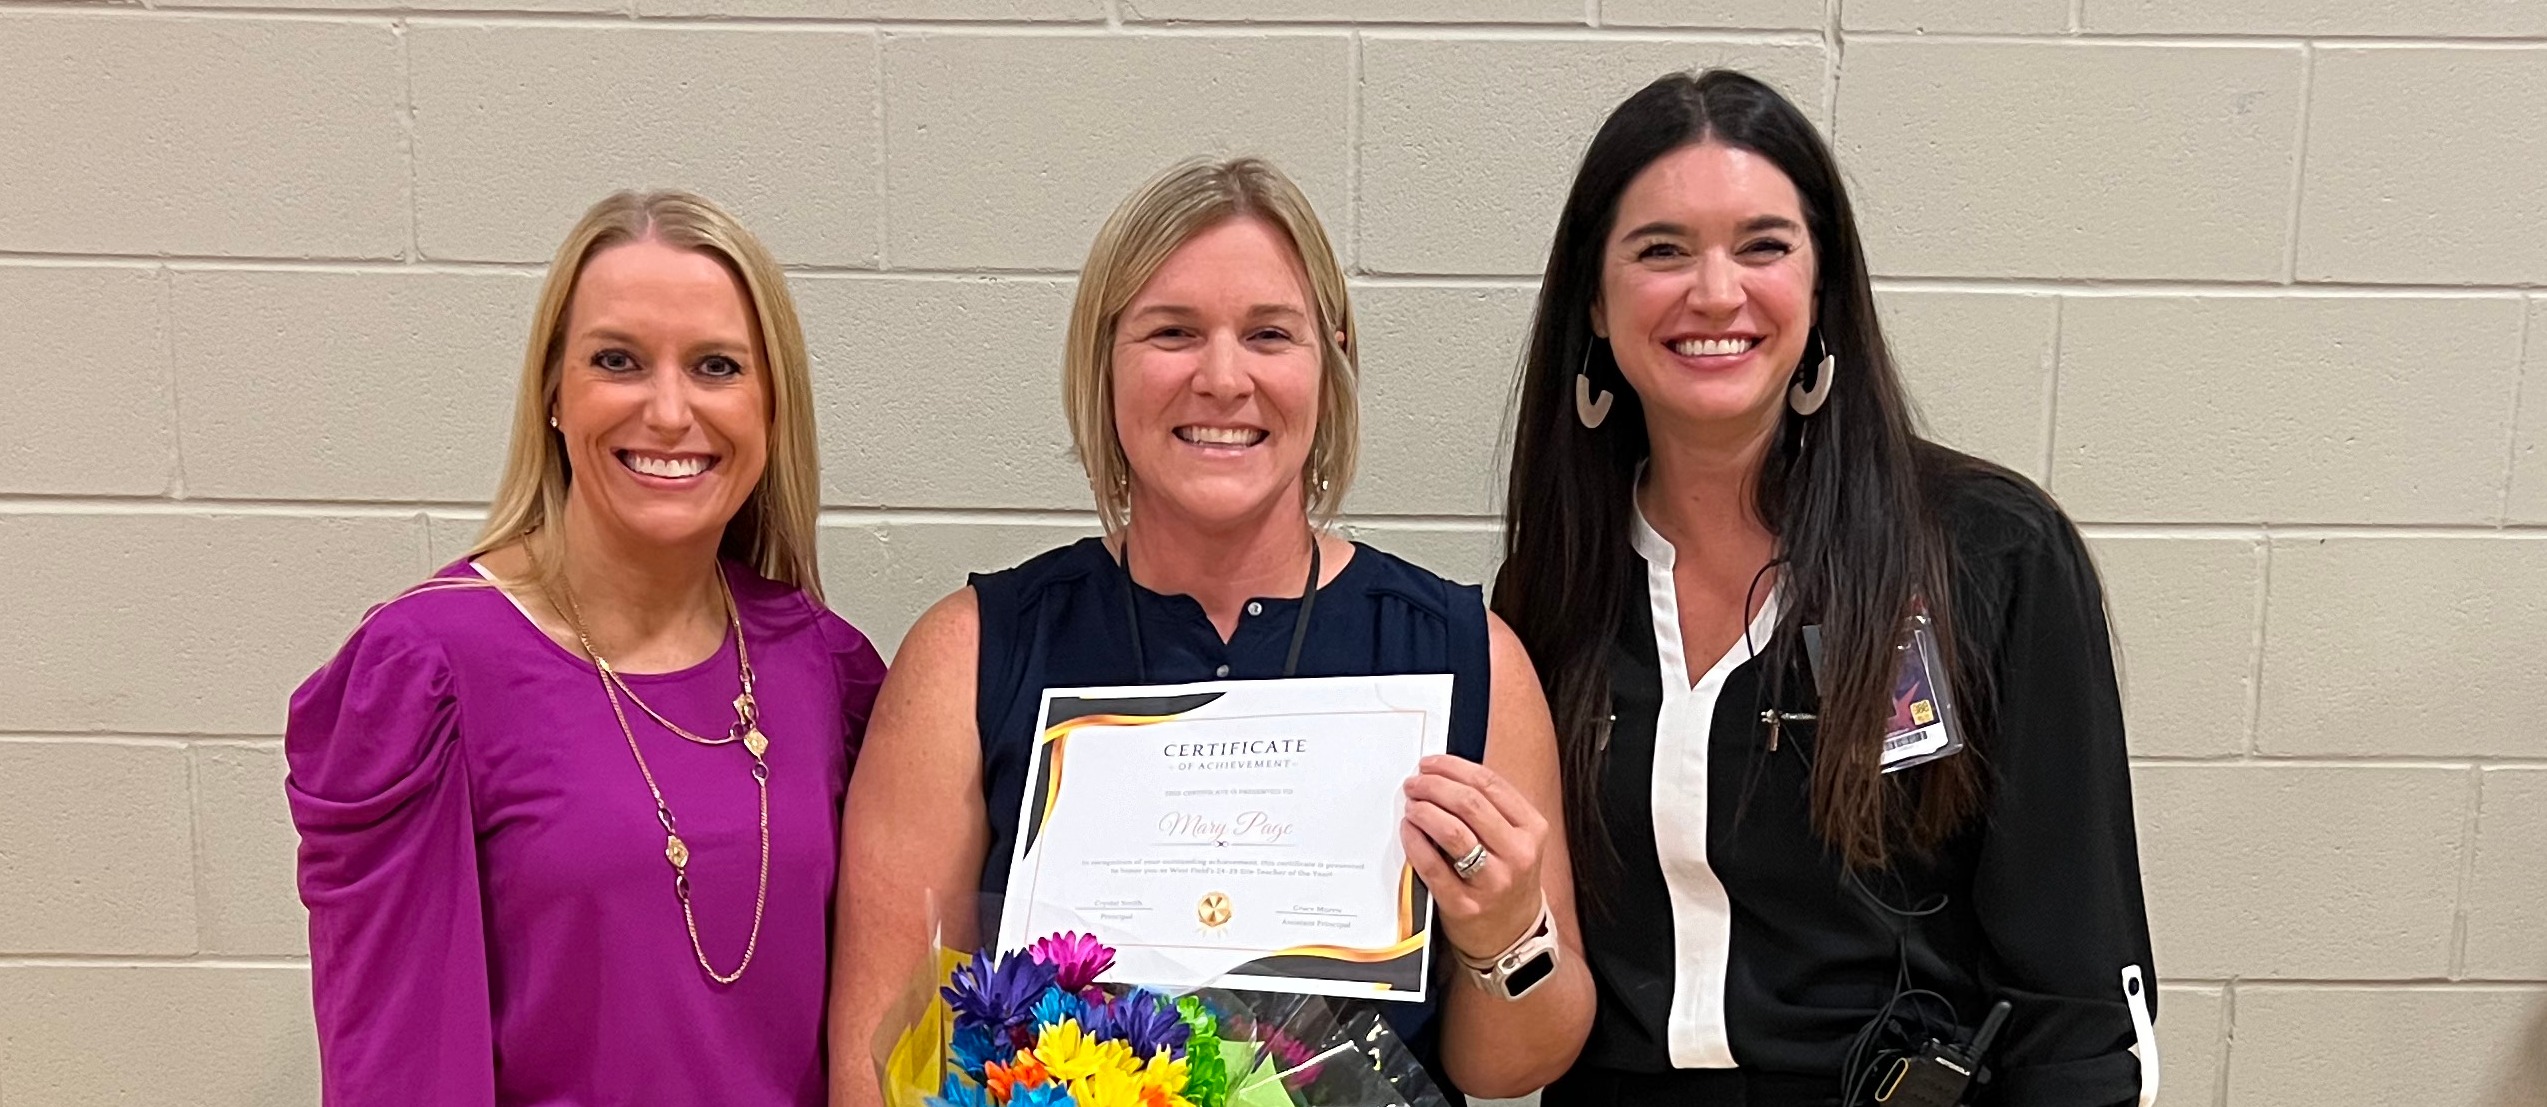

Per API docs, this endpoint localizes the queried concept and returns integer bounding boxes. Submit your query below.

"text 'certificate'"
[997,674,1453,1002]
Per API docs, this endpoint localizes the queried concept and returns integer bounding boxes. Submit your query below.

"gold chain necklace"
[555,568,772,985]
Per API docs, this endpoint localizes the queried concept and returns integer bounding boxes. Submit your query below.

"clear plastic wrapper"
[873,897,1449,1107]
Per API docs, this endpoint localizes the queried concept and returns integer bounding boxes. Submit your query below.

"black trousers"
[1541,1064,1844,1107]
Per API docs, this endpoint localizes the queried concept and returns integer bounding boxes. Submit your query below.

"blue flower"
[1083,989,1191,1058]
[951,1021,1002,1074]
[944,949,1060,1037]
[1033,984,1084,1029]
[926,1073,991,1107]
[1008,1083,1078,1107]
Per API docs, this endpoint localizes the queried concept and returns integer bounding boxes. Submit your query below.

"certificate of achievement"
[996,674,1453,1002]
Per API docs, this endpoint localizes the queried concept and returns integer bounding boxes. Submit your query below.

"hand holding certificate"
[997,674,1452,1002]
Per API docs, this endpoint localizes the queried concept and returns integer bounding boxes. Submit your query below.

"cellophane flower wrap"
[878,932,1448,1107]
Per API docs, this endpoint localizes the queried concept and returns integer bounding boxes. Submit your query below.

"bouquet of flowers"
[879,931,1447,1107]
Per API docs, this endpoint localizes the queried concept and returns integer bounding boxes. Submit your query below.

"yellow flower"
[1090,1038,1140,1077]
[1033,1021,1103,1085]
[1071,1067,1173,1107]
[1135,1051,1189,1097]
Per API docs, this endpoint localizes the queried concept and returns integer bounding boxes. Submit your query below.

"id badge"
[1800,611,1968,774]
[1878,612,1965,774]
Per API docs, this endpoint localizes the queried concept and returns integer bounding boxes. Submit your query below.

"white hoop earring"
[1788,343,1835,416]
[1575,341,1614,430]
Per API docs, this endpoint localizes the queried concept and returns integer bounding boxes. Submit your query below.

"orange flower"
[985,1051,1051,1103]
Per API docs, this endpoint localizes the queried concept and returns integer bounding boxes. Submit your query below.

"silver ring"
[1452,842,1489,880]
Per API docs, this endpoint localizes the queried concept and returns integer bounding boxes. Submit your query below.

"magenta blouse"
[286,560,886,1106]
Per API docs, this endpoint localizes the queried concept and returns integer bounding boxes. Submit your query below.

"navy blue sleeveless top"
[970,536,1492,1097]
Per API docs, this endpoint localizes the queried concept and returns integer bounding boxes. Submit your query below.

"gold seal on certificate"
[996,673,1454,1002]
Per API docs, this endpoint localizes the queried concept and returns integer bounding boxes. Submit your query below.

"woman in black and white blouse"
[1493,70,2157,1107]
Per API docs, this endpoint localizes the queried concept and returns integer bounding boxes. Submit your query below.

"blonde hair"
[470,190,824,600]
[1064,157,1359,536]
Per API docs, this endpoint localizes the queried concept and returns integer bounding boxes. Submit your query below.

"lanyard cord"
[1118,536,1323,683]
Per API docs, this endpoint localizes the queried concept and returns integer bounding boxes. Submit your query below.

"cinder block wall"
[2,2,2541,1105]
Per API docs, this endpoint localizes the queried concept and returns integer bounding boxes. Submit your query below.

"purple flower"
[1083,989,1191,1058]
[1026,931,1118,991]
[943,949,1058,1037]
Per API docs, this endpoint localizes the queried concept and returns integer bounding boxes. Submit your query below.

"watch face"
[1505,950,1558,996]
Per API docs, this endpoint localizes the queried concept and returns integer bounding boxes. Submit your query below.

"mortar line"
[2281,43,2315,283]
[1820,0,1843,124]
[2212,981,2236,1107]
[20,252,2547,294]
[398,18,420,263]
[0,733,280,745]
[101,7,1801,36]
[2500,299,2534,522]
[2147,977,2547,988]
[1842,29,2547,47]
[1346,31,1363,273]
[45,3,2547,42]
[157,266,187,500]
[1586,0,1600,28]
[185,744,211,959]
[871,31,890,270]
[2448,766,2484,979]
[2068,0,2083,34]
[0,956,310,969]
[414,501,439,576]
[0,252,527,272]
[2075,522,2547,537]
[2131,755,2547,767]
[2240,536,2270,755]
[2040,296,2063,485]
[12,493,2547,537]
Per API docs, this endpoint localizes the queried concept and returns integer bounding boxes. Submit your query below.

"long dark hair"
[1493,70,1989,884]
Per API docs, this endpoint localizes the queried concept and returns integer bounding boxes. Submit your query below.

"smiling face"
[1111,216,1326,532]
[552,237,770,555]
[1594,141,1818,449]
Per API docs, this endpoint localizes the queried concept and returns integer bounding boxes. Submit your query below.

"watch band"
[1459,893,1561,1002]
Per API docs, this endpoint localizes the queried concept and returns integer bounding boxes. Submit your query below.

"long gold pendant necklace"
[555,568,772,985]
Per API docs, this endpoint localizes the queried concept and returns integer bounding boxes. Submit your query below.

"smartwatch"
[1458,894,1561,1002]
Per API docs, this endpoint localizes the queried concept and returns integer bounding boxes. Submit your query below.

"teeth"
[1671,337,1759,358]
[624,453,709,479]
[1180,426,1265,446]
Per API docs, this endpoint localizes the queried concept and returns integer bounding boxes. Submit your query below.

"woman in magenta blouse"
[286,190,886,1106]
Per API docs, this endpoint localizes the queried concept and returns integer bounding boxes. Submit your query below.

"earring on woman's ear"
[548,414,560,430]
[1788,331,1835,416]
[1575,340,1614,430]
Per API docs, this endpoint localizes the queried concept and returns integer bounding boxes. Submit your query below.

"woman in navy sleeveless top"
[829,157,1593,1105]
[967,537,1493,909]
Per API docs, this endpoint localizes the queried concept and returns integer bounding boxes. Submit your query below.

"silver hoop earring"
[1788,338,1835,416]
[1575,340,1614,430]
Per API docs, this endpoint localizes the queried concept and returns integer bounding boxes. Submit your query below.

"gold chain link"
[555,567,772,986]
